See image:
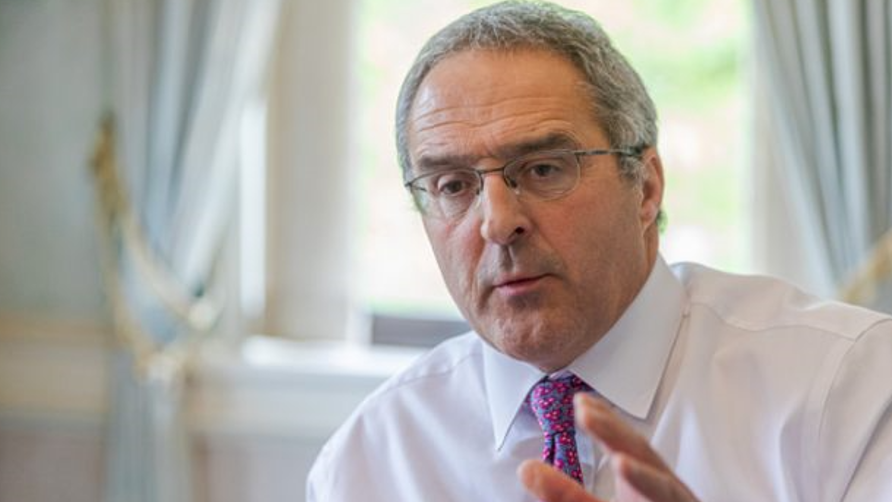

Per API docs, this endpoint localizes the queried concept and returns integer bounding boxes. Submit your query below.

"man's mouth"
[493,274,547,295]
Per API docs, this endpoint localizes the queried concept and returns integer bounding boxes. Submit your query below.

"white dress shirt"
[306,257,892,501]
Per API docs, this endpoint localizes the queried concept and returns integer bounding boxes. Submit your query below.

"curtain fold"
[99,1,282,501]
[753,0,892,310]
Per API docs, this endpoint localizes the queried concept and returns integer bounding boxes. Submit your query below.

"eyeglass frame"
[403,146,644,219]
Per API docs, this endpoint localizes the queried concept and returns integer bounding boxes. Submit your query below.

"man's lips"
[494,275,543,287]
[492,274,548,293]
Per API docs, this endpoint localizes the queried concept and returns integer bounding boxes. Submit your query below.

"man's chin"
[485,326,580,371]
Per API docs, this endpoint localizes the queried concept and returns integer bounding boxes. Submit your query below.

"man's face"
[406,49,663,372]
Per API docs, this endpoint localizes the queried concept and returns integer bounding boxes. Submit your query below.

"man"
[307,2,892,501]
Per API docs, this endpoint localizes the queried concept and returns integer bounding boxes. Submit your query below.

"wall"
[0,0,108,324]
[0,1,108,498]
[0,324,108,502]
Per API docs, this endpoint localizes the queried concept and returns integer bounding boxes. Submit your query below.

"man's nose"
[477,173,531,245]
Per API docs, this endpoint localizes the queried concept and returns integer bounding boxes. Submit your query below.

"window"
[251,0,751,343]
[354,0,752,326]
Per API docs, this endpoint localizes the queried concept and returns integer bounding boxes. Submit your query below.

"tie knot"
[528,374,591,436]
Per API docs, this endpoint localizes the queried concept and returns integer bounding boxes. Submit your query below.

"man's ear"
[638,147,664,231]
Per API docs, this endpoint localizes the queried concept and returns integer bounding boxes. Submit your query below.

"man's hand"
[518,393,699,502]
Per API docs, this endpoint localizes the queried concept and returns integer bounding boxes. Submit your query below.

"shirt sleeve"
[305,441,332,502]
[817,319,892,502]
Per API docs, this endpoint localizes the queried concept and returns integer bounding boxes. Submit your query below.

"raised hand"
[518,393,699,502]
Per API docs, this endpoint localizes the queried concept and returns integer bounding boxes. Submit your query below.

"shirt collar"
[483,255,687,450]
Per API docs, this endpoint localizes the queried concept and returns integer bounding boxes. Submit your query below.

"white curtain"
[101,0,281,500]
[753,1,892,311]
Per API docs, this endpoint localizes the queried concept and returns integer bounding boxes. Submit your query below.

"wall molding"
[0,315,110,343]
[0,318,110,427]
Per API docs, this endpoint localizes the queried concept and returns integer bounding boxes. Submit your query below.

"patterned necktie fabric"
[527,374,592,484]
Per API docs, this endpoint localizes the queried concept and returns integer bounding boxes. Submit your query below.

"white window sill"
[190,336,422,438]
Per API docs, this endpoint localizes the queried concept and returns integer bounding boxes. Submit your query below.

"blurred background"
[1,0,889,501]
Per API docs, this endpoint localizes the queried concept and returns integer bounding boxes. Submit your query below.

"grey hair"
[395,0,658,184]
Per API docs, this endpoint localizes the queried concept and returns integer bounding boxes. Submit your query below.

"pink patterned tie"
[527,374,591,484]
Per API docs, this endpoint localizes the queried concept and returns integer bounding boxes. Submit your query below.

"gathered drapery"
[93,0,281,500]
[753,0,892,312]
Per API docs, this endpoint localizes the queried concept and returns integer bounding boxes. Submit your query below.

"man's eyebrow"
[414,152,478,173]
[413,133,581,173]
[495,133,580,159]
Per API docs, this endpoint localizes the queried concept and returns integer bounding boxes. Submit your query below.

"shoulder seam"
[814,317,892,456]
[688,299,888,340]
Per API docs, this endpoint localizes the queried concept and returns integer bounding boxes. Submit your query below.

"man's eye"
[525,160,566,179]
[434,174,474,196]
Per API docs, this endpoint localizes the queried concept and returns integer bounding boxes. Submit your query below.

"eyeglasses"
[404,147,641,220]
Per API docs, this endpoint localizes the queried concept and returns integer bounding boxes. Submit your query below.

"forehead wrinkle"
[410,108,583,160]
[412,94,576,131]
[412,106,584,146]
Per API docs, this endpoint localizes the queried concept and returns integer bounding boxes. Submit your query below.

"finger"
[613,454,698,502]
[574,393,668,470]
[518,459,606,502]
